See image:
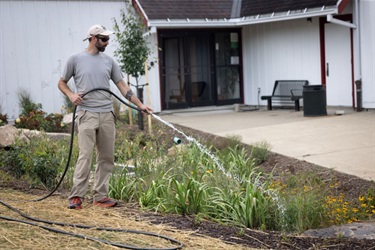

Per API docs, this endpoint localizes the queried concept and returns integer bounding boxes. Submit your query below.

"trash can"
[303,85,327,117]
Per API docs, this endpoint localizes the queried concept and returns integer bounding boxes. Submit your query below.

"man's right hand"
[69,93,83,106]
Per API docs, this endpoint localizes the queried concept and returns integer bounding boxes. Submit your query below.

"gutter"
[147,7,338,28]
[326,0,356,29]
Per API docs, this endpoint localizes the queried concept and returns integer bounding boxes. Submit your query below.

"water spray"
[152,113,287,229]
[0,88,285,249]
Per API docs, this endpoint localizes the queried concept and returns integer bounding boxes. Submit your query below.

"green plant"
[0,113,8,125]
[14,111,67,132]
[0,135,73,189]
[14,89,68,132]
[113,7,152,80]
[113,5,155,130]
[210,176,276,230]
[165,176,210,215]
[17,88,42,116]
[4,119,373,235]
[0,129,78,189]
[251,141,271,165]
[109,166,137,202]
[223,145,258,178]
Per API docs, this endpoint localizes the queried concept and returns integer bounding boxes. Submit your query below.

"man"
[58,24,153,209]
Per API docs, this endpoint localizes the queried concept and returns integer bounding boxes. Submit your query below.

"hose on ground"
[0,88,184,249]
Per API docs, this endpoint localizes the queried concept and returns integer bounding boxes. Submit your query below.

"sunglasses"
[96,36,110,42]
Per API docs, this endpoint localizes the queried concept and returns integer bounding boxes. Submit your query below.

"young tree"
[113,6,153,130]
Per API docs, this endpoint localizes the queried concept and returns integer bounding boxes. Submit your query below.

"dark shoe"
[68,197,83,209]
[93,197,118,208]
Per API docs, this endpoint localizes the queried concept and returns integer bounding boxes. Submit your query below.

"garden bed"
[1,121,374,249]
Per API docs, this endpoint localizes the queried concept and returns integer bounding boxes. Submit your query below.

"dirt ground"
[1,123,375,249]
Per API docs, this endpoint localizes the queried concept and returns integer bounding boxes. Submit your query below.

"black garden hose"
[0,88,184,249]
[0,200,184,249]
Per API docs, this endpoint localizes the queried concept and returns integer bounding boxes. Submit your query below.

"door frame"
[158,28,243,110]
[319,14,355,107]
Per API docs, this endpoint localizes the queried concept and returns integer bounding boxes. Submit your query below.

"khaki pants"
[69,111,115,202]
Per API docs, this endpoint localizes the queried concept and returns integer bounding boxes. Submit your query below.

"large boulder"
[0,125,70,148]
[62,113,73,125]
[0,125,29,148]
[63,113,77,133]
[20,128,70,141]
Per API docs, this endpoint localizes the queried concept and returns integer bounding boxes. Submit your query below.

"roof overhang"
[146,6,339,29]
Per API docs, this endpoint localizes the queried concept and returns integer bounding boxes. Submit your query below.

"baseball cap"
[83,24,114,41]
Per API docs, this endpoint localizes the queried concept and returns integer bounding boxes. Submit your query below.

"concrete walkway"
[158,106,375,181]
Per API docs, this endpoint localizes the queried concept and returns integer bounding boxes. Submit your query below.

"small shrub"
[15,89,68,132]
[0,113,8,125]
[17,88,42,115]
[0,135,74,189]
[109,166,137,202]
[14,111,67,132]
[251,141,271,164]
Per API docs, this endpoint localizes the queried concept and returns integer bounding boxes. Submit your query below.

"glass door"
[162,37,186,108]
[186,35,213,106]
[160,29,242,109]
[162,33,214,109]
[215,32,242,104]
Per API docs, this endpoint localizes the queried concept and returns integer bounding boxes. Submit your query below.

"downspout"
[354,0,362,81]
[354,0,362,111]
[326,14,356,28]
[326,0,356,28]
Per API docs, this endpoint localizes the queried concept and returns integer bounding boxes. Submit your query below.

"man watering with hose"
[58,24,153,209]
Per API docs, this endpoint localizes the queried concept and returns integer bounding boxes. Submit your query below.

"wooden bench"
[261,80,309,111]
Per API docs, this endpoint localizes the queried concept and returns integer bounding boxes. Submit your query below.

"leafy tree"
[113,8,150,79]
[113,6,154,130]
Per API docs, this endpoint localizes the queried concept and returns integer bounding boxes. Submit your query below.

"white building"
[1,0,374,121]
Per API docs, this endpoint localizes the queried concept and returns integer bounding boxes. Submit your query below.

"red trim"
[350,27,355,107]
[319,17,326,86]
[338,0,350,14]
[319,14,355,108]
[132,0,148,27]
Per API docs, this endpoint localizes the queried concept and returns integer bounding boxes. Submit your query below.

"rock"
[62,113,77,133]
[0,125,29,147]
[0,125,70,148]
[62,113,73,124]
[19,128,70,140]
[20,129,70,141]
[303,221,375,240]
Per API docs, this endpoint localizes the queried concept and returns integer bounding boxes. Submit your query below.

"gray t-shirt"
[62,50,123,112]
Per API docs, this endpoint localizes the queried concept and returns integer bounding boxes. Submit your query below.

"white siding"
[0,0,139,120]
[360,0,375,108]
[242,18,322,106]
[1,1,373,116]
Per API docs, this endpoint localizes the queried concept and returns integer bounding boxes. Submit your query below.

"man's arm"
[116,79,153,114]
[58,78,83,106]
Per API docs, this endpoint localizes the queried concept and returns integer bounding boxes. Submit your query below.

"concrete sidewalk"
[158,106,375,181]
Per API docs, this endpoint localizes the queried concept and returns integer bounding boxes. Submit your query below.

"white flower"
[15,118,21,123]
[60,122,65,127]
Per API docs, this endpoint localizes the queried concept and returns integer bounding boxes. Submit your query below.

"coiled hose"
[0,88,184,249]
